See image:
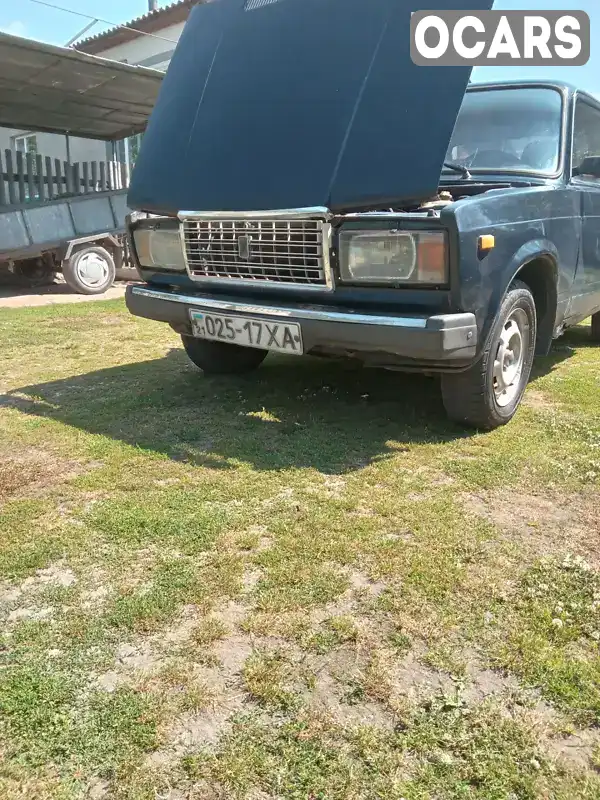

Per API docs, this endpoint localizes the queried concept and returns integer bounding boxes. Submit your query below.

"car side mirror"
[573,156,600,178]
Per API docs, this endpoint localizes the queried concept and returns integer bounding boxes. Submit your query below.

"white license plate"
[189,311,303,355]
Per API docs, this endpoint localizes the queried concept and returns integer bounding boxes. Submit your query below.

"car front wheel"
[181,335,268,374]
[591,311,600,342]
[441,280,537,430]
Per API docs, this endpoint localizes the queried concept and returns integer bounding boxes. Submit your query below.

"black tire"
[441,280,537,430]
[591,311,600,343]
[14,258,57,288]
[62,246,115,295]
[181,335,268,374]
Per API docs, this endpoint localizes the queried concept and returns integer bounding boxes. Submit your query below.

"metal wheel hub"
[493,308,527,407]
[76,252,109,288]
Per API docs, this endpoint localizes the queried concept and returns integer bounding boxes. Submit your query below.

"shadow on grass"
[1,327,583,475]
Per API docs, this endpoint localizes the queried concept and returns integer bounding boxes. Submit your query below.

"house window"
[13,133,38,155]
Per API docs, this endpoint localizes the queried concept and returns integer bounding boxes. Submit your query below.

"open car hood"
[128,0,494,215]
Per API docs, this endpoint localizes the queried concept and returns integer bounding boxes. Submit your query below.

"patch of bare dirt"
[546,729,600,769]
[1,562,80,626]
[7,606,53,623]
[308,669,395,730]
[242,567,262,593]
[95,642,162,693]
[350,505,378,518]
[392,650,455,695]
[413,467,456,487]
[462,660,522,703]
[22,564,77,589]
[463,489,600,563]
[346,569,386,598]
[522,389,559,411]
[145,599,258,765]
[305,476,347,499]
[0,447,101,504]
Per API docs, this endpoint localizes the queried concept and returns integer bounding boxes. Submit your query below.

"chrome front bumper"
[126,285,478,367]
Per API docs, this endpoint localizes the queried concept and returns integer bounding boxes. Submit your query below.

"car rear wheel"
[441,280,537,430]
[591,311,600,342]
[181,335,268,374]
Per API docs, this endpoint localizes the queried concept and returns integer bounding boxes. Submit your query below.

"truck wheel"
[62,246,115,295]
[14,258,57,288]
[441,280,537,430]
[181,335,268,374]
[591,312,600,342]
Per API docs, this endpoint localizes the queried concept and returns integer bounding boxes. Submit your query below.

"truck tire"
[14,258,57,288]
[62,246,115,295]
[441,280,537,430]
[591,311,600,342]
[181,335,268,374]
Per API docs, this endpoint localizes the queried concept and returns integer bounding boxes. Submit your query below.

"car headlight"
[339,229,447,285]
[132,225,186,271]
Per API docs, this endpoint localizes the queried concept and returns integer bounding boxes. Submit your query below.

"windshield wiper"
[443,161,472,180]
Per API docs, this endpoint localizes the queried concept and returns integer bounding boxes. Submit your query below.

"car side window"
[572,100,600,181]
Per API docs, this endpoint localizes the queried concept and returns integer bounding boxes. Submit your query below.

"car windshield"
[444,87,563,175]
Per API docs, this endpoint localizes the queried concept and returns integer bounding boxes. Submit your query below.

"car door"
[569,96,600,320]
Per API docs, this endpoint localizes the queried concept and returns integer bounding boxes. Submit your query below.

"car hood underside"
[128,0,494,216]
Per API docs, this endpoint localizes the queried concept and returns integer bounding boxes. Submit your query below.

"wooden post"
[45,156,54,199]
[0,151,5,206]
[54,159,63,195]
[64,161,73,194]
[16,151,26,203]
[82,162,90,194]
[26,152,36,201]
[73,162,80,194]
[6,150,17,204]
[91,161,98,192]
[99,161,106,191]
[36,154,45,201]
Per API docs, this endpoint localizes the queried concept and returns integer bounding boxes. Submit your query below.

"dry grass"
[0,301,598,798]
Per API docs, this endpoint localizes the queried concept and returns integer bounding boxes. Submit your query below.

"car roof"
[467,79,599,108]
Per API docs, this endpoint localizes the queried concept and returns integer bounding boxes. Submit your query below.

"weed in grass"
[242,650,301,711]
[190,617,230,647]
[184,698,598,800]
[105,554,243,633]
[0,500,76,580]
[86,490,234,556]
[0,662,159,779]
[253,560,349,612]
[422,642,468,678]
[303,616,358,654]
[145,660,215,714]
[388,630,412,655]
[488,555,600,726]
[241,610,312,643]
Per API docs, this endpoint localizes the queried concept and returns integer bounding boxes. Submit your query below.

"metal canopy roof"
[0,32,164,141]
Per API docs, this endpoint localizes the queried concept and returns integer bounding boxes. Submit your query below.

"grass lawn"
[0,299,599,799]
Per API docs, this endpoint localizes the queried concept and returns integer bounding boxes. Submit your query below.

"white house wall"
[96,21,186,71]
[0,128,107,162]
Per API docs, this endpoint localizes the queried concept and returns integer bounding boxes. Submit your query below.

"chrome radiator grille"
[181,218,330,288]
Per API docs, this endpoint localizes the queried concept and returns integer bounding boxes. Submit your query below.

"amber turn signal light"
[478,234,496,252]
